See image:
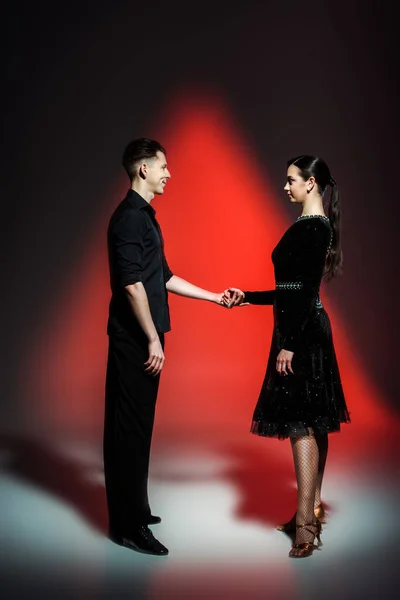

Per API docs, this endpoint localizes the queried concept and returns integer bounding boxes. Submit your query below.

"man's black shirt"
[107,189,173,335]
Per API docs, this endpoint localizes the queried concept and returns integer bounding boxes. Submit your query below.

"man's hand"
[276,349,294,376]
[211,290,243,308]
[144,337,165,376]
[212,292,230,307]
[222,287,247,308]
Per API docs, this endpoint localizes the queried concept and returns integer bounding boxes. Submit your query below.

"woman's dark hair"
[287,155,343,281]
[122,138,167,181]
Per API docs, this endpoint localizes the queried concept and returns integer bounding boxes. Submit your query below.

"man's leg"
[103,331,163,540]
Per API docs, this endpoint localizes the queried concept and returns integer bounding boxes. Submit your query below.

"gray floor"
[0,431,398,599]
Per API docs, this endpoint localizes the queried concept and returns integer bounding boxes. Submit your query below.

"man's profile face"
[145,151,171,195]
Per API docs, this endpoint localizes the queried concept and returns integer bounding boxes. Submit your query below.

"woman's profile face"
[284,164,307,204]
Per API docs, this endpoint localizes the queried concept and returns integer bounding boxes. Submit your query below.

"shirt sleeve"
[110,209,148,288]
[162,253,174,283]
[243,290,275,305]
[276,220,331,352]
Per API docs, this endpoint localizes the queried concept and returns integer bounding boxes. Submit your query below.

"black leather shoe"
[147,514,162,525]
[116,526,169,556]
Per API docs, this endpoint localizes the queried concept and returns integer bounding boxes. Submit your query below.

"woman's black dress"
[244,215,350,439]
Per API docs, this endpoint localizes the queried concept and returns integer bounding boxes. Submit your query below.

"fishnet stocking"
[314,434,328,509]
[290,435,319,550]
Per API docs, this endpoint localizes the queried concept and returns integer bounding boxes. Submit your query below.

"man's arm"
[166,275,227,305]
[124,282,164,376]
[111,210,164,376]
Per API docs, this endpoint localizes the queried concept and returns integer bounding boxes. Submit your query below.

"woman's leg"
[278,432,329,531]
[314,434,328,509]
[290,434,320,554]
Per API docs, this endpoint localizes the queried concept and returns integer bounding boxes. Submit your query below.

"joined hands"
[218,287,248,309]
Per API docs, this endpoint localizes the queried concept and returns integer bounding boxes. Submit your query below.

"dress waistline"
[275,282,324,308]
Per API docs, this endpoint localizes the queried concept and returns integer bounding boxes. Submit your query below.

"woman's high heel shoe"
[277,503,327,533]
[313,503,327,523]
[288,521,323,559]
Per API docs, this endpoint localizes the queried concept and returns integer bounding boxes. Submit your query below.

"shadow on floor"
[0,430,108,535]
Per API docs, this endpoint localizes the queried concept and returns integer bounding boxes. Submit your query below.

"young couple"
[103,138,350,560]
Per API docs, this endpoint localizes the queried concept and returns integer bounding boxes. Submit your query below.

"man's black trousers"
[103,329,164,538]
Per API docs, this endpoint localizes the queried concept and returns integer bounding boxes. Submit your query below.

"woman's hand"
[222,287,247,308]
[276,349,294,375]
[213,291,240,308]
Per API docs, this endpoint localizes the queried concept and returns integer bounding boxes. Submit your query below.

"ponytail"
[324,179,343,281]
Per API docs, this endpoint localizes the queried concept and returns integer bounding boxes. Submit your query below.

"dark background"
[2,0,398,420]
[1,2,399,598]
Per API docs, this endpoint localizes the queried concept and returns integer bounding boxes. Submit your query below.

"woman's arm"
[242,290,275,305]
[276,220,331,352]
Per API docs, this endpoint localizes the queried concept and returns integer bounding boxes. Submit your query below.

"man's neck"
[130,181,154,204]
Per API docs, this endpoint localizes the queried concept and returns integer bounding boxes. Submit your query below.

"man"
[104,138,241,556]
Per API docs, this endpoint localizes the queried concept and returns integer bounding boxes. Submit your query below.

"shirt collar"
[126,189,156,215]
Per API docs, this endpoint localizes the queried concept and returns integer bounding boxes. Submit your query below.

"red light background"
[23,95,398,466]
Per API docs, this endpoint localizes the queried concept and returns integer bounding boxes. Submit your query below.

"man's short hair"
[122,138,167,181]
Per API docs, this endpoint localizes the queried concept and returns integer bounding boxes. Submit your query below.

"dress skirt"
[251,304,350,439]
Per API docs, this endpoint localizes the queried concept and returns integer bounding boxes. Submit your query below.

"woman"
[227,155,350,558]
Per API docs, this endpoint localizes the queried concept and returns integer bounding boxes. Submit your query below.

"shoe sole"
[121,538,169,556]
